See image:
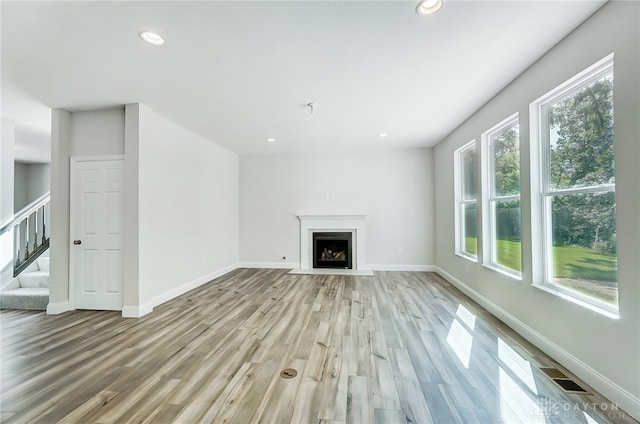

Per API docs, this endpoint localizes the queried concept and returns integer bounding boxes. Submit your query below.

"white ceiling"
[1,0,606,159]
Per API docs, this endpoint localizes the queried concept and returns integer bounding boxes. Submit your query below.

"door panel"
[72,158,124,310]
[82,192,99,234]
[105,249,123,293]
[82,250,99,292]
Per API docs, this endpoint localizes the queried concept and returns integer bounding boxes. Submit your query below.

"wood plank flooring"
[1,269,636,423]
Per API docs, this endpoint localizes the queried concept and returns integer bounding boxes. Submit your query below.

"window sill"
[532,283,619,319]
[482,263,522,281]
[455,252,477,263]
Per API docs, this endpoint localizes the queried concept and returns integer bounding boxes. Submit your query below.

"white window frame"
[481,113,521,278]
[454,140,478,261]
[530,53,618,317]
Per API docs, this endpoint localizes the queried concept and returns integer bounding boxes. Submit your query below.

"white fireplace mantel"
[297,214,367,270]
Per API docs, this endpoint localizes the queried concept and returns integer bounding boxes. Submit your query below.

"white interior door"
[71,157,124,310]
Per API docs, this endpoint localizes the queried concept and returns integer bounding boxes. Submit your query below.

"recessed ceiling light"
[267,138,276,143]
[139,31,165,46]
[416,0,443,16]
[378,133,389,138]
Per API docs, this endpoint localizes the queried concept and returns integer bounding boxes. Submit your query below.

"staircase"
[0,192,51,310]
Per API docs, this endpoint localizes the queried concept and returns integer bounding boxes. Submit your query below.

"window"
[481,114,521,276]
[455,141,478,260]
[531,54,617,313]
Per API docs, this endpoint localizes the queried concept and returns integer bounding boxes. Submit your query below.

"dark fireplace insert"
[313,232,352,269]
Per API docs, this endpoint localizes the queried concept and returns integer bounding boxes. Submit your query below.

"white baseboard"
[120,263,241,319]
[151,263,241,309]
[239,262,296,269]
[239,263,436,272]
[366,264,437,272]
[46,301,70,315]
[434,266,640,421]
[122,303,153,318]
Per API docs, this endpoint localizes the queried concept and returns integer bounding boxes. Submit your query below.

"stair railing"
[0,192,51,277]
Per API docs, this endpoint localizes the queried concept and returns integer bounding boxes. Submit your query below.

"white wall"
[69,108,125,156]
[14,162,51,212]
[137,105,239,309]
[433,1,639,417]
[1,118,15,285]
[240,148,434,269]
[13,163,27,213]
[49,108,125,311]
[51,105,239,316]
[1,118,15,223]
[28,163,50,203]
[123,104,141,311]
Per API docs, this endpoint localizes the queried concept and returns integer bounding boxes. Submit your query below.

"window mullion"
[494,194,520,202]
[545,184,615,197]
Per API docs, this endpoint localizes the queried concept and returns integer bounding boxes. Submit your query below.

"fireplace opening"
[313,232,352,269]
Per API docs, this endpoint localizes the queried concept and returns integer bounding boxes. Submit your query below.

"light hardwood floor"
[1,269,636,423]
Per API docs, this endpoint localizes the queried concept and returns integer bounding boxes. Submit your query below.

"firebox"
[313,232,352,269]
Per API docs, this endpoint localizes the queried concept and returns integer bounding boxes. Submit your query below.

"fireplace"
[313,232,352,269]
[297,214,366,270]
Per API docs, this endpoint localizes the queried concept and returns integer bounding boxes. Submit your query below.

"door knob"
[73,240,82,245]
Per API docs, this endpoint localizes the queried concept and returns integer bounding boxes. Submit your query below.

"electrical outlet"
[398,247,404,255]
